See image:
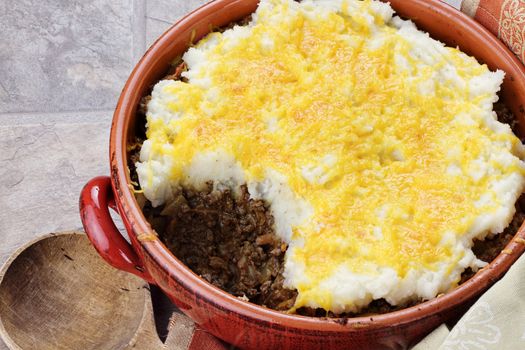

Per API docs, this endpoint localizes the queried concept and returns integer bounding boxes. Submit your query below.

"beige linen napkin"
[414,252,525,349]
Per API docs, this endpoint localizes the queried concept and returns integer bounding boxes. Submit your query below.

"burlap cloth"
[160,1,525,348]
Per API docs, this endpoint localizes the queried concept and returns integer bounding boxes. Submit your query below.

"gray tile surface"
[0,114,111,266]
[0,0,135,113]
[146,17,174,47]
[147,0,207,23]
[145,0,207,46]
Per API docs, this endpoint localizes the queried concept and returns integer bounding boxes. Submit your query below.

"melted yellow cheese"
[141,0,525,312]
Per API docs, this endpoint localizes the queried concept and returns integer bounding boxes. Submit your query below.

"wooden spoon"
[0,231,163,350]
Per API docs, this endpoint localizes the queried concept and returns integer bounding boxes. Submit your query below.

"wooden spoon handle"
[79,176,155,284]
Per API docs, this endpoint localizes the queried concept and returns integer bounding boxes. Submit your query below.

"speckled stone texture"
[0,0,137,113]
[0,113,110,258]
[146,0,207,45]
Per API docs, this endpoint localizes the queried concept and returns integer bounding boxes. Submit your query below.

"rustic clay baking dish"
[79,0,525,349]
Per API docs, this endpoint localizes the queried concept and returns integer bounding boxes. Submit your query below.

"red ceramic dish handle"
[79,176,155,284]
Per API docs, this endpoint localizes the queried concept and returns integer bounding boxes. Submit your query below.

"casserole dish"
[79,0,525,348]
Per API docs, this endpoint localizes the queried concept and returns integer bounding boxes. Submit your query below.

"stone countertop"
[0,1,206,349]
[0,1,461,349]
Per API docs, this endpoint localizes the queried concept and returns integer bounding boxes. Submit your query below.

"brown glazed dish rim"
[110,0,525,332]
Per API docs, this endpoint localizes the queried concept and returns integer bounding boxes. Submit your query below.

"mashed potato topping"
[136,0,525,313]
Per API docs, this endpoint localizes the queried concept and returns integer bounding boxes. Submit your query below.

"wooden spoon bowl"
[0,232,150,350]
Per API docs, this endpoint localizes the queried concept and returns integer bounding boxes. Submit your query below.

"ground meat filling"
[132,59,525,317]
[143,184,297,311]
